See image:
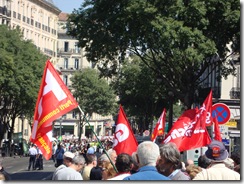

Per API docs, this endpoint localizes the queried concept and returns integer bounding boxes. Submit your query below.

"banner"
[151,108,166,142]
[30,60,78,160]
[112,105,138,155]
[163,108,211,152]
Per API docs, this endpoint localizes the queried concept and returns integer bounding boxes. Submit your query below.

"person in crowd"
[90,154,108,180]
[185,164,202,180]
[223,157,234,170]
[107,148,117,164]
[157,142,190,180]
[52,151,75,180]
[130,152,139,174]
[28,144,38,171]
[0,158,11,180]
[108,153,133,180]
[53,155,85,180]
[52,142,57,163]
[55,143,65,168]
[123,141,170,180]
[101,161,117,180]
[193,140,240,180]
[35,147,43,170]
[230,151,240,174]
[0,173,5,180]
[197,154,211,169]
[82,153,97,180]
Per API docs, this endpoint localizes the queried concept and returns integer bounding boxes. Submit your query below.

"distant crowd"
[0,138,240,180]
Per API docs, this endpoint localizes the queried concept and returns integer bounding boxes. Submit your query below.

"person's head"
[185,164,202,180]
[85,153,97,167]
[131,152,139,172]
[71,155,86,172]
[101,161,117,180]
[115,153,133,173]
[223,158,234,170]
[107,149,117,164]
[136,141,160,167]
[157,142,182,176]
[205,140,228,162]
[197,154,211,169]
[63,151,75,167]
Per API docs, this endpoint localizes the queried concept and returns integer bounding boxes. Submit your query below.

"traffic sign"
[212,103,231,125]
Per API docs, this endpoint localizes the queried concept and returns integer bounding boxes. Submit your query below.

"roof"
[59,12,69,21]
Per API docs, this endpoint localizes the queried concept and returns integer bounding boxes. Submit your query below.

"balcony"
[230,87,240,99]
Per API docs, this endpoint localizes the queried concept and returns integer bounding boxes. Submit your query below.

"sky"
[52,0,84,13]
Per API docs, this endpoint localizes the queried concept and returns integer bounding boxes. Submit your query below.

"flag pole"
[77,105,118,173]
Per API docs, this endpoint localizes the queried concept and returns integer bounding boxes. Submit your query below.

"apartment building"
[54,12,114,140]
[0,0,114,143]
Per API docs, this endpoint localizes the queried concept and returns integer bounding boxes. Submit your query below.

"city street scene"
[0,0,240,181]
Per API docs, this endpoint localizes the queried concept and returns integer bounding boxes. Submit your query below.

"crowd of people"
[49,138,240,180]
[0,137,240,181]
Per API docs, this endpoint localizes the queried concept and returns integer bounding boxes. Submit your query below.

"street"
[1,156,56,180]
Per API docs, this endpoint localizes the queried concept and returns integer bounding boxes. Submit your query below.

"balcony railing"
[230,87,240,99]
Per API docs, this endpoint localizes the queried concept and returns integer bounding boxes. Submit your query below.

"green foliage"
[0,25,47,141]
[70,68,117,116]
[67,0,240,110]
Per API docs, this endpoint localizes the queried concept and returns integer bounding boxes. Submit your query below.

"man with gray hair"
[156,142,190,180]
[123,141,170,180]
[53,155,86,180]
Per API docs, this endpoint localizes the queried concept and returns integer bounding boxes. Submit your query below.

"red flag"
[30,60,78,160]
[112,105,138,155]
[213,114,222,141]
[163,108,211,152]
[151,108,166,142]
[200,89,213,126]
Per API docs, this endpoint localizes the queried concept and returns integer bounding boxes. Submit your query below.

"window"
[64,58,68,69]
[63,75,68,85]
[64,41,69,52]
[74,58,79,69]
[74,42,79,53]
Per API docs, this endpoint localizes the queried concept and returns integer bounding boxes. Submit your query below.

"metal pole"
[168,91,174,131]
[59,117,62,139]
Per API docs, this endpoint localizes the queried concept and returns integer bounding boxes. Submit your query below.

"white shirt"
[29,147,37,155]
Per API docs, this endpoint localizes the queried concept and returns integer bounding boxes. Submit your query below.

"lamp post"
[59,116,63,140]
[168,91,174,132]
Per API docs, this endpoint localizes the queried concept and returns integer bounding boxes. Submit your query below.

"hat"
[64,151,75,159]
[205,140,228,162]
[87,147,95,154]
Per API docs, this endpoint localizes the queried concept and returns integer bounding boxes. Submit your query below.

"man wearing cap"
[52,151,75,180]
[193,140,240,180]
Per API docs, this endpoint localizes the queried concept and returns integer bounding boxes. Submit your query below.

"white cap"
[64,151,75,159]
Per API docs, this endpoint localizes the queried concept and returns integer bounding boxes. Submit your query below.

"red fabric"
[201,89,213,126]
[113,105,138,155]
[30,60,78,160]
[213,115,222,141]
[163,107,211,152]
[151,108,166,142]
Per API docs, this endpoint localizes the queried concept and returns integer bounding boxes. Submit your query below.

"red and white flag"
[163,108,211,152]
[163,90,213,152]
[30,60,78,160]
[151,108,166,142]
[201,89,213,127]
[112,105,138,155]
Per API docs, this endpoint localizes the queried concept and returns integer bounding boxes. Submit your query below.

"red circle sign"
[212,103,231,125]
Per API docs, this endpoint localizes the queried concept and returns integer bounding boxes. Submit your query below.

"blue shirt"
[123,166,170,180]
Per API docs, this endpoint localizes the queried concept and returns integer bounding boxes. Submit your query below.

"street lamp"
[59,116,63,140]
[168,91,174,132]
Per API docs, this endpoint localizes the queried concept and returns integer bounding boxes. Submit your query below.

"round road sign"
[212,103,231,125]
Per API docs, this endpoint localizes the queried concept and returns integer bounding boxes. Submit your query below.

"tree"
[70,68,117,138]
[0,25,47,144]
[67,0,240,109]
